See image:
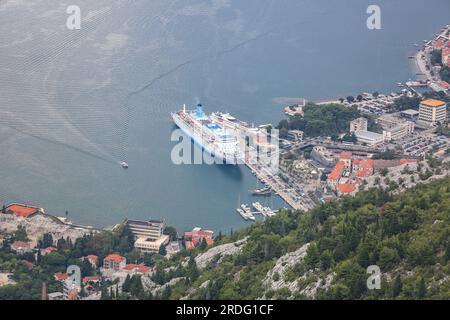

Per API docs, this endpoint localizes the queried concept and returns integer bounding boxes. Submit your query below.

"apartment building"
[126,219,164,241]
[377,115,415,141]
[103,254,126,270]
[418,99,447,126]
[349,117,368,133]
[126,219,169,253]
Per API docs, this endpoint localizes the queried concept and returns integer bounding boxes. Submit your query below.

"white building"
[287,130,304,142]
[126,219,170,253]
[376,115,415,141]
[383,122,415,141]
[354,130,385,146]
[134,235,169,253]
[311,146,336,167]
[126,219,164,241]
[400,109,420,121]
[48,292,64,300]
[418,99,447,126]
[349,117,368,133]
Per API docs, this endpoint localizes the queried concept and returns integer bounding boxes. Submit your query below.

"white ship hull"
[171,108,242,164]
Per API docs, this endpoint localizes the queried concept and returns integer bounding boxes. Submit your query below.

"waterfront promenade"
[413,25,450,90]
[215,113,315,212]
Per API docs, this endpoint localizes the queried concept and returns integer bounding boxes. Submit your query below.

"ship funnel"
[196,103,204,118]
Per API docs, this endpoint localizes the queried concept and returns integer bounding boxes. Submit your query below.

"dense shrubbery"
[0,223,157,299]
[277,103,360,138]
[1,179,449,300]
[169,178,450,300]
[440,66,450,83]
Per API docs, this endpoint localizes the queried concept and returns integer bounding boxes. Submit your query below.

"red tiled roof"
[11,241,30,248]
[21,260,33,270]
[6,204,39,218]
[439,81,450,90]
[432,40,446,49]
[399,158,417,164]
[185,241,195,250]
[340,151,352,159]
[337,183,356,194]
[328,161,345,181]
[104,254,125,263]
[42,246,57,254]
[85,254,98,262]
[421,99,446,107]
[354,159,374,177]
[82,276,100,284]
[124,263,138,271]
[136,265,151,273]
[54,272,68,281]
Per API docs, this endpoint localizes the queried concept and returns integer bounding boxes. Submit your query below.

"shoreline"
[4,25,449,237]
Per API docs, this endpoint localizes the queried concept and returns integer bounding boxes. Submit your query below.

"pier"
[212,111,316,212]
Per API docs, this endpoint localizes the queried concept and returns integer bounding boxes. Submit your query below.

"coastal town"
[0,25,449,300]
[227,25,450,218]
[0,203,216,300]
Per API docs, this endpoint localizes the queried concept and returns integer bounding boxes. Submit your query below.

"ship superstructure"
[171,104,243,164]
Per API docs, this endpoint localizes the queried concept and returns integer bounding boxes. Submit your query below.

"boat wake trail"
[118,31,272,160]
[5,124,117,166]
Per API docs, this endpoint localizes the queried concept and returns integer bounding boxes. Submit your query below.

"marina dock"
[213,111,315,213]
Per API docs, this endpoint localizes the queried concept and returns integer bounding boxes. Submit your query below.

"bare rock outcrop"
[194,237,248,270]
[262,243,334,299]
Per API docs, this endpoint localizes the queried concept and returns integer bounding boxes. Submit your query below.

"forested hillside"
[163,178,450,300]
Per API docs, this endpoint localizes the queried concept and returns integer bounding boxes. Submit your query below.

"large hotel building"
[126,219,169,253]
[418,99,447,126]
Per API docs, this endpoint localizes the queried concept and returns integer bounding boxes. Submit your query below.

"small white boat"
[236,208,248,220]
[120,161,129,169]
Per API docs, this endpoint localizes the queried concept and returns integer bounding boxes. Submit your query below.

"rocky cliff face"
[261,243,334,299]
[194,237,248,270]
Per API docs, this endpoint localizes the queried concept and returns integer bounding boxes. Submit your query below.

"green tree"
[41,233,54,248]
[378,247,400,270]
[163,226,178,241]
[122,274,131,292]
[14,225,29,242]
[357,245,370,268]
[392,275,402,298]
[319,250,334,271]
[186,257,199,283]
[159,245,167,256]
[406,240,435,266]
[198,238,208,251]
[304,242,320,269]
[417,277,426,299]
[80,258,93,277]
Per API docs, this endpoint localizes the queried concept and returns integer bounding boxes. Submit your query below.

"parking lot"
[397,133,449,157]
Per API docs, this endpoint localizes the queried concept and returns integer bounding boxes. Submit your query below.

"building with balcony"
[349,117,368,133]
[400,109,420,121]
[126,219,164,241]
[126,219,169,253]
[418,99,447,126]
[184,227,214,249]
[134,235,169,253]
[10,241,33,254]
[286,130,304,142]
[354,130,385,146]
[103,254,126,270]
[311,146,337,168]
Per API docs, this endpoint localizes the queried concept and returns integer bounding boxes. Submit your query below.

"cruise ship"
[171,104,243,164]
